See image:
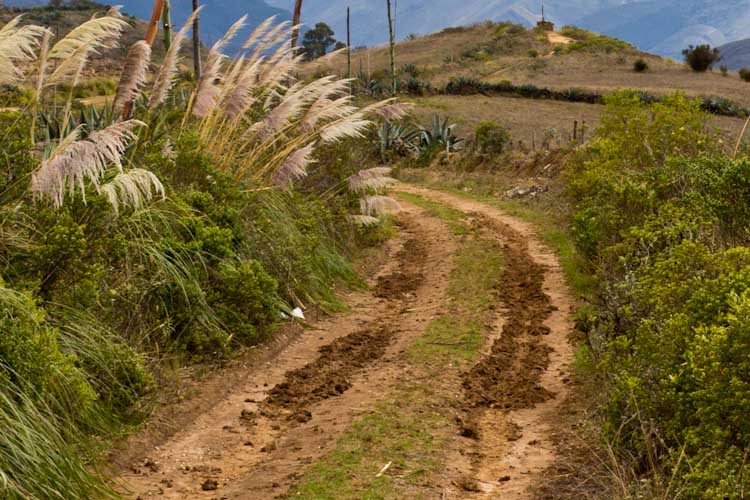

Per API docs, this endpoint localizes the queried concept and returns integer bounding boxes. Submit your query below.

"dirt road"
[116,185,576,499]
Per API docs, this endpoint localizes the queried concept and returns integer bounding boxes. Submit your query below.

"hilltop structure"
[536,5,554,31]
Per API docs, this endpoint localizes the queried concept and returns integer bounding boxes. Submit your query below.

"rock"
[201,479,219,491]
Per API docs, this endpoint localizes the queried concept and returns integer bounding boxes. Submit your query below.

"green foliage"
[302,22,337,60]
[567,91,750,496]
[740,67,750,82]
[633,58,648,72]
[683,44,721,72]
[475,121,510,155]
[561,25,632,53]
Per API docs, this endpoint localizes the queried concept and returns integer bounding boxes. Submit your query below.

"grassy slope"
[320,22,750,106]
[314,22,749,144]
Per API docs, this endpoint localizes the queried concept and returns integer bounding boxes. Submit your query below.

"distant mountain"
[719,39,750,70]
[6,0,291,51]
[266,0,750,60]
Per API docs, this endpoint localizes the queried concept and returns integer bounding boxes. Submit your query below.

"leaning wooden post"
[122,0,165,119]
[291,0,303,48]
[346,6,352,79]
[386,0,396,95]
[192,0,202,79]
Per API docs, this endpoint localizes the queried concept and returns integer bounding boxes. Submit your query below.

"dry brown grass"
[410,94,747,146]
[316,22,750,107]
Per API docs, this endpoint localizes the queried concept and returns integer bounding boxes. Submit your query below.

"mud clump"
[462,218,555,414]
[374,238,428,299]
[261,326,395,419]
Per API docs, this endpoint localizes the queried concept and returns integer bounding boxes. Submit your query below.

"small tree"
[683,44,721,72]
[740,68,750,82]
[633,58,648,72]
[302,22,336,60]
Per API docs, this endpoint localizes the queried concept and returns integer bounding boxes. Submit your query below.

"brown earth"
[114,185,578,499]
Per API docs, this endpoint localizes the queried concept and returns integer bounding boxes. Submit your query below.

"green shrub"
[740,67,750,82]
[567,90,750,495]
[528,49,539,58]
[475,121,510,155]
[633,58,648,72]
[683,44,721,72]
[720,65,729,76]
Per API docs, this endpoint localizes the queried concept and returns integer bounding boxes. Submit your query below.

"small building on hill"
[536,5,555,31]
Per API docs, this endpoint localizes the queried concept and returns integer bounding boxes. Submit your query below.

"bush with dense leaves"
[475,121,510,155]
[683,44,721,72]
[567,91,750,496]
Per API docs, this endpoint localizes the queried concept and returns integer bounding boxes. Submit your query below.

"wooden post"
[192,0,201,79]
[122,0,165,119]
[162,0,172,51]
[581,120,587,143]
[291,0,303,48]
[346,6,351,80]
[532,130,536,151]
[144,0,166,46]
[386,0,396,95]
[573,120,578,143]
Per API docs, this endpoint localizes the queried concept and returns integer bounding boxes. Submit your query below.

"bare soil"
[114,185,578,500]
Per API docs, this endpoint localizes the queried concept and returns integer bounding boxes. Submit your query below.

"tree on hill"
[683,44,721,72]
[302,22,336,59]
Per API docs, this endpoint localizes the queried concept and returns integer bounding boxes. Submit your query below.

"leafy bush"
[475,121,510,155]
[633,58,648,72]
[683,44,721,72]
[720,65,729,76]
[567,91,750,495]
[740,67,750,82]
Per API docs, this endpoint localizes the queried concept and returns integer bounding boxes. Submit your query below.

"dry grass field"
[319,22,750,106]
[409,94,747,146]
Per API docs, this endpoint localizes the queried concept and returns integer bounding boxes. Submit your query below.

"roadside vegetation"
[383,86,750,496]
[0,11,405,499]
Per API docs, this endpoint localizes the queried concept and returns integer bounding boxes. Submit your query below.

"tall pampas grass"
[48,9,127,59]
[349,167,397,193]
[31,120,145,207]
[113,40,151,112]
[149,9,200,110]
[101,168,164,214]
[360,195,401,216]
[272,142,316,186]
[192,15,247,117]
[0,16,48,86]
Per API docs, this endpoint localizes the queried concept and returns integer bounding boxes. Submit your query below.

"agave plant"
[419,114,464,153]
[377,119,420,161]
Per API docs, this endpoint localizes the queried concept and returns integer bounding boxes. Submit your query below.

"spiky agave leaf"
[349,215,381,226]
[113,40,151,112]
[272,142,316,186]
[101,168,165,215]
[193,15,247,117]
[149,9,200,109]
[359,195,401,216]
[31,120,146,207]
[348,167,397,193]
[0,16,48,86]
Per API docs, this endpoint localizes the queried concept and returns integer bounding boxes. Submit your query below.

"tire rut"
[117,203,457,499]
[395,185,576,500]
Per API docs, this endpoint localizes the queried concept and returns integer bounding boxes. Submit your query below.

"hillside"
[269,0,750,59]
[719,38,750,70]
[318,22,750,108]
[0,2,164,76]
[5,0,290,51]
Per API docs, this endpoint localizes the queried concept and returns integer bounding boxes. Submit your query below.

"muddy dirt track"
[115,185,575,499]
